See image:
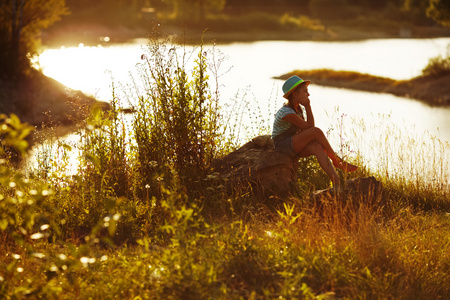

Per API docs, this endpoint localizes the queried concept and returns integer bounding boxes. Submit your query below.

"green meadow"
[1,39,449,299]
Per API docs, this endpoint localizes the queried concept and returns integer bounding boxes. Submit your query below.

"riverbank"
[276,70,450,106]
[0,70,108,144]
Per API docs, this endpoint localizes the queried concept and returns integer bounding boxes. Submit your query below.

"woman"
[272,75,357,187]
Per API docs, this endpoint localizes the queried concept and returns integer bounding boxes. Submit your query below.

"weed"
[1,37,450,299]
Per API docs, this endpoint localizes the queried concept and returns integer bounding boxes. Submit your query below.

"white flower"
[30,232,44,240]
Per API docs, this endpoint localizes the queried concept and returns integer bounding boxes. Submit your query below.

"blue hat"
[282,75,310,98]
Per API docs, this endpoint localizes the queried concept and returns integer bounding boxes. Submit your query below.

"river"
[34,37,450,187]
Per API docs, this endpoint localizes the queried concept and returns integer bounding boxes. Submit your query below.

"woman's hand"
[300,96,310,107]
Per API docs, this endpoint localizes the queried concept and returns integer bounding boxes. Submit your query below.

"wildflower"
[80,257,96,267]
[32,253,45,259]
[40,224,50,231]
[49,265,59,272]
[31,232,44,240]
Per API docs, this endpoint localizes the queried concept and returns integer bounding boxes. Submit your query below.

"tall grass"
[345,112,450,210]
[1,38,450,299]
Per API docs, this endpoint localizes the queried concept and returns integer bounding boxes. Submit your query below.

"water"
[34,38,450,185]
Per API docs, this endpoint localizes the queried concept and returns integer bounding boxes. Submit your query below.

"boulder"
[312,176,383,201]
[211,135,383,200]
[211,135,298,197]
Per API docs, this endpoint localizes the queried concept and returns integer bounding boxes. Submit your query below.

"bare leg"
[292,127,358,172]
[298,141,340,186]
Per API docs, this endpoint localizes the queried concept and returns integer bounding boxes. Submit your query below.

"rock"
[312,176,382,201]
[211,136,383,200]
[211,135,299,197]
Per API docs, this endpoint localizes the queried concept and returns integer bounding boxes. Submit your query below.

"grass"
[1,38,450,299]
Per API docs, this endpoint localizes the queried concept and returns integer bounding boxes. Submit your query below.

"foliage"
[421,51,450,77]
[402,0,450,26]
[1,37,450,299]
[0,0,69,77]
[127,38,225,200]
[427,0,450,27]
[309,0,351,20]
[171,0,226,22]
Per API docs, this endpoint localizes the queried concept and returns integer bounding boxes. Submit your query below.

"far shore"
[276,70,450,106]
[40,22,450,48]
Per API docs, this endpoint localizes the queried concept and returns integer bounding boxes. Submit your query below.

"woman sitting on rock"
[272,75,358,187]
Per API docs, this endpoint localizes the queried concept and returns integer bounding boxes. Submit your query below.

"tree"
[0,0,68,77]
[64,0,145,27]
[427,0,450,27]
[171,0,226,23]
[309,0,348,19]
[403,0,450,27]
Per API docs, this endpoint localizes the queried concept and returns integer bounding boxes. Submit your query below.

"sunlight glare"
[35,41,145,100]
[37,45,108,96]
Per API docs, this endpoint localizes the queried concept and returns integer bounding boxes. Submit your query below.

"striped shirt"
[271,105,303,139]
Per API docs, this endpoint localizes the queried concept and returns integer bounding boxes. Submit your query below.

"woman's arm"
[282,99,315,129]
[282,111,313,129]
[304,103,315,127]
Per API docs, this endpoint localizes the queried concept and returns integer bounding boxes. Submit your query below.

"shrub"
[122,38,229,202]
[26,37,233,242]
[421,51,450,77]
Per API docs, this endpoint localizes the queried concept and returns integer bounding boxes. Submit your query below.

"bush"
[421,51,450,77]
[129,38,225,200]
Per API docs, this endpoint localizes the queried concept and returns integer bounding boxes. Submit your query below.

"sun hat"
[282,75,310,99]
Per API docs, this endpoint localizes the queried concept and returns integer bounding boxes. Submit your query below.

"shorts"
[273,135,297,158]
